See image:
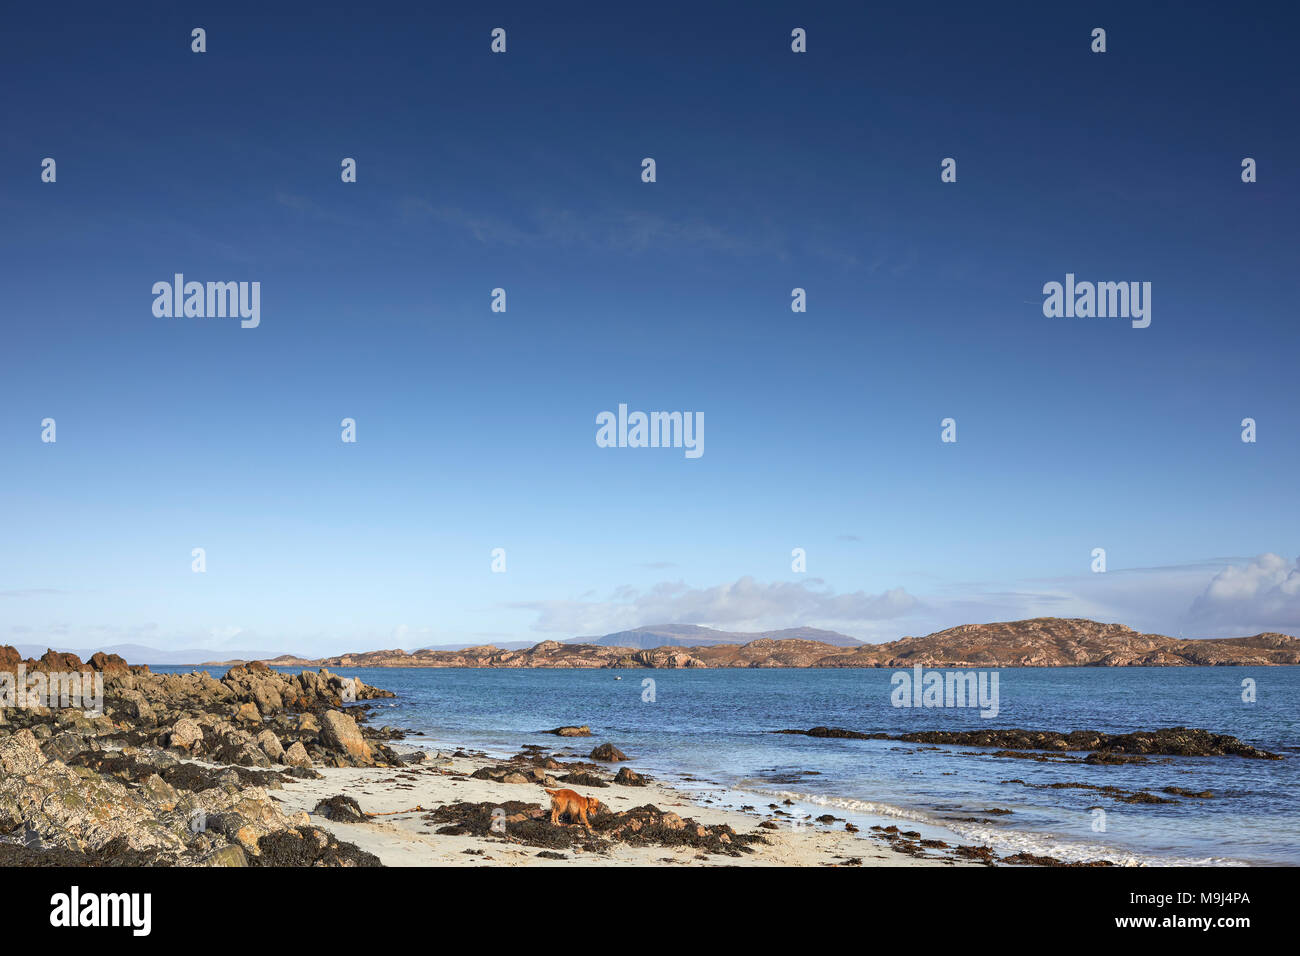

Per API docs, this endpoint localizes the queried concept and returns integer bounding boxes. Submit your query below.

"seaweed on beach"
[589,803,765,857]
[313,794,369,823]
[425,800,574,849]
[422,799,766,857]
[558,771,609,788]
[1002,852,1115,867]
[0,837,197,868]
[254,825,381,867]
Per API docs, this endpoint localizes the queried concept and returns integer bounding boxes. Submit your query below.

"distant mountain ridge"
[568,624,864,649]
[408,625,862,653]
[200,618,1300,669]
[12,642,298,666]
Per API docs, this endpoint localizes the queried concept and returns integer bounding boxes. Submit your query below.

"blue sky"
[2,2,1298,655]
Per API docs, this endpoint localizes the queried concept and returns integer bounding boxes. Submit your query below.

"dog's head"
[587,798,604,816]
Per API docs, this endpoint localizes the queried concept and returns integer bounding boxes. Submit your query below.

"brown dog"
[544,788,603,829]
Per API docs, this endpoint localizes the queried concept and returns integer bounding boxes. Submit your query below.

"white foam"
[742,786,1249,867]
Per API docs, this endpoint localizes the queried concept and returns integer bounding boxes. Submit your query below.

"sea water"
[158,664,1300,865]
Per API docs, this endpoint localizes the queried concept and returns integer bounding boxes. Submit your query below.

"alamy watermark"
[1,665,104,716]
[50,886,150,936]
[891,665,999,718]
[596,404,703,459]
[1042,273,1150,328]
[152,274,260,328]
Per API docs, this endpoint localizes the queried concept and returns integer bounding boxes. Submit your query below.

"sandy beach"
[269,743,970,867]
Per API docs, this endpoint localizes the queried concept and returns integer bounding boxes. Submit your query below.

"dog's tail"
[543,788,560,796]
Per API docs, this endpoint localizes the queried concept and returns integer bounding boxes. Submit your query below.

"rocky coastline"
[0,647,410,866]
[2,645,1282,868]
[0,647,913,867]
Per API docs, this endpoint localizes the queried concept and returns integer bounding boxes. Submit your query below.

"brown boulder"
[256,730,285,762]
[0,729,46,774]
[36,649,85,671]
[169,718,204,750]
[88,651,130,675]
[319,710,373,764]
[590,743,629,762]
[283,741,313,768]
[614,767,647,786]
[296,713,321,734]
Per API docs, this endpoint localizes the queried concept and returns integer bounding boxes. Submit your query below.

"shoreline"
[271,736,1262,868]
[268,738,974,867]
[0,655,974,867]
[1,652,1285,867]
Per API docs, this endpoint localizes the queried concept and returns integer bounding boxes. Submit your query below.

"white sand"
[270,748,969,867]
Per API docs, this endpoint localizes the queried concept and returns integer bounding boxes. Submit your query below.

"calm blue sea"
[159,665,1300,865]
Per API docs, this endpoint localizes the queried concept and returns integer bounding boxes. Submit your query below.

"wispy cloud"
[397,199,787,259]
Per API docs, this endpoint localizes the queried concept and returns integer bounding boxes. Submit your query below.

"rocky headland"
[0,647,404,866]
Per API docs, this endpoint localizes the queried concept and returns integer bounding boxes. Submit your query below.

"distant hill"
[200,618,1300,669]
[416,640,538,652]
[14,642,298,666]
[570,624,864,649]
[411,625,862,653]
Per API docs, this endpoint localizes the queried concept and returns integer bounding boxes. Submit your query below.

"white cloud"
[507,575,919,636]
[901,555,1300,639]
[1189,553,1300,631]
[507,555,1300,645]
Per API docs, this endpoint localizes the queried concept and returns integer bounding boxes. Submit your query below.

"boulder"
[202,845,248,867]
[115,690,155,723]
[229,743,273,768]
[590,743,629,762]
[614,767,647,786]
[88,651,130,675]
[319,710,373,764]
[0,729,46,775]
[296,713,321,734]
[169,717,204,750]
[256,730,285,762]
[41,731,88,765]
[313,795,368,823]
[36,649,85,671]
[141,773,180,811]
[546,725,591,737]
[282,741,313,768]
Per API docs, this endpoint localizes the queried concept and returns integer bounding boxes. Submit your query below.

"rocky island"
[204,618,1300,669]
